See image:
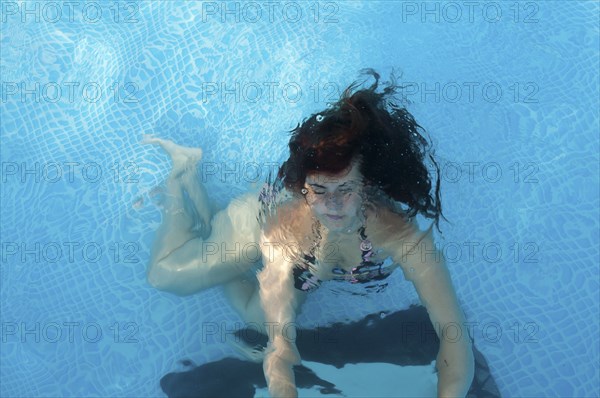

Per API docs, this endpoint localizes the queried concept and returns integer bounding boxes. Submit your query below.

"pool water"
[1,1,598,397]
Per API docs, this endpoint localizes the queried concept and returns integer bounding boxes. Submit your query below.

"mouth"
[325,214,344,221]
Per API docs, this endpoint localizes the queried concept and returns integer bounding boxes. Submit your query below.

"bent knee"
[146,262,197,296]
[147,263,174,290]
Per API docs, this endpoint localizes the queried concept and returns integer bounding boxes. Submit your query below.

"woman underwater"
[143,71,475,397]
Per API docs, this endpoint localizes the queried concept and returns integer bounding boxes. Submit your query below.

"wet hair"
[276,68,448,233]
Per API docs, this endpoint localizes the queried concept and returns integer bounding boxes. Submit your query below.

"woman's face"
[303,160,364,233]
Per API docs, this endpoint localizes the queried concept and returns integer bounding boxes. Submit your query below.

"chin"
[325,223,345,232]
[320,216,350,231]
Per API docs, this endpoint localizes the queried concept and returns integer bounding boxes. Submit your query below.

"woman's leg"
[223,275,270,362]
[142,136,263,298]
[223,275,266,327]
[141,135,211,267]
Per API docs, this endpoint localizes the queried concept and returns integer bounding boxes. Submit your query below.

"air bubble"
[316,114,324,122]
[409,267,415,272]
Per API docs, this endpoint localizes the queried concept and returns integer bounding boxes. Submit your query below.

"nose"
[324,192,343,210]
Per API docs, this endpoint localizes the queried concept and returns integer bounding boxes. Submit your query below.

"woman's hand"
[263,339,300,398]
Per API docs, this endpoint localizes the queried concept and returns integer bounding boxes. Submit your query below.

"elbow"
[436,341,475,396]
[465,348,475,387]
[455,340,476,379]
[460,341,475,382]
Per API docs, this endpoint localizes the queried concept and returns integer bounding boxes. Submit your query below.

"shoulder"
[261,197,314,247]
[365,201,438,274]
[365,201,423,245]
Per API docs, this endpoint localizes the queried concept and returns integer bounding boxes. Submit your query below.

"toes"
[141,136,203,169]
[140,134,156,144]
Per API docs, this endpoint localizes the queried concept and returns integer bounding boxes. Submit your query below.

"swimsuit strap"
[357,226,372,259]
[350,225,386,283]
[358,225,368,240]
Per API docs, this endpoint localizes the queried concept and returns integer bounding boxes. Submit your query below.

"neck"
[320,212,364,241]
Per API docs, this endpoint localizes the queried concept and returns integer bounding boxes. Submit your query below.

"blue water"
[1,1,598,397]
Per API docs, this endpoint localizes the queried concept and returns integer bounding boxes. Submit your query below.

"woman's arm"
[257,227,306,398]
[392,221,475,398]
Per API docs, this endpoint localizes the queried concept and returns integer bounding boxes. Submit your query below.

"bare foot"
[141,135,203,176]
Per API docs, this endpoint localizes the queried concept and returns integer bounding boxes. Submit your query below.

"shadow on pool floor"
[160,304,501,398]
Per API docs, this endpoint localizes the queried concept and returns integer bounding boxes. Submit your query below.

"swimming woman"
[143,70,475,397]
